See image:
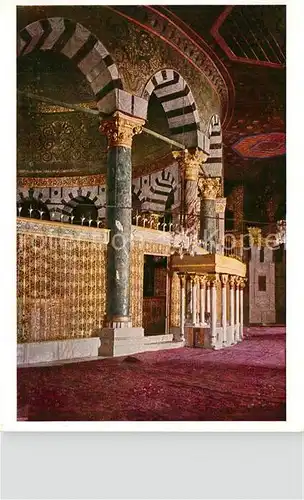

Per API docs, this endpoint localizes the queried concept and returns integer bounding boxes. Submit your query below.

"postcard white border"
[1,0,303,432]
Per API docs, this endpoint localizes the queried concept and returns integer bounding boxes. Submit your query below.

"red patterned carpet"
[17,327,286,421]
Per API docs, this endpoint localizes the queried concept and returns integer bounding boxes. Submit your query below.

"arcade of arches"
[17,5,286,421]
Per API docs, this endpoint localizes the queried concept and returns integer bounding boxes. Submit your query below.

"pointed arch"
[142,69,208,150]
[17,17,123,112]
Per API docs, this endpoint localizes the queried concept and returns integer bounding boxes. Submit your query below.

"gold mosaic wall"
[17,220,172,342]
[17,229,107,343]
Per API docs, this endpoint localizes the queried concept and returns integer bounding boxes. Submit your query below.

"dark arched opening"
[71,197,98,227]
[17,198,50,220]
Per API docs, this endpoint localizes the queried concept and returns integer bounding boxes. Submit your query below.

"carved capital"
[229,275,236,288]
[207,274,218,286]
[215,197,227,213]
[99,112,144,149]
[188,273,198,285]
[199,274,207,287]
[248,226,262,246]
[198,177,221,199]
[235,277,242,288]
[172,148,208,181]
[220,274,229,287]
[177,272,186,288]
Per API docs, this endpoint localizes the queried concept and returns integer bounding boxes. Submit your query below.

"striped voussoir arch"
[59,189,104,221]
[143,69,206,150]
[143,170,177,213]
[17,17,123,112]
[132,184,145,204]
[204,114,223,174]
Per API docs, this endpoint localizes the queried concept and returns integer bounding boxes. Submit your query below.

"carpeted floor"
[17,327,286,421]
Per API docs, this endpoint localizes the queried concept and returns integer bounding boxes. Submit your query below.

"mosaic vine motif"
[130,245,144,327]
[17,112,107,175]
[109,21,167,95]
[17,231,107,343]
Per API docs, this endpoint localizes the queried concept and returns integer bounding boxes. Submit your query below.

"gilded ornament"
[229,275,236,288]
[207,274,218,286]
[215,197,227,213]
[220,274,229,286]
[170,271,180,328]
[17,222,107,343]
[99,111,144,148]
[247,226,265,246]
[172,149,208,181]
[198,177,221,199]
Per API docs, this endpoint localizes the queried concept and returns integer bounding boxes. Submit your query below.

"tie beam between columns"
[17,90,186,150]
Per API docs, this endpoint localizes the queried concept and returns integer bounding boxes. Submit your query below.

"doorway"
[143,255,168,335]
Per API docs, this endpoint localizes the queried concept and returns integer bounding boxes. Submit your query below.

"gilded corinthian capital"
[99,111,144,149]
[220,274,229,287]
[215,197,227,213]
[172,148,208,181]
[198,177,221,199]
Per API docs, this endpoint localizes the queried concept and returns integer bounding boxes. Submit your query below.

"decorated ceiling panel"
[232,133,286,159]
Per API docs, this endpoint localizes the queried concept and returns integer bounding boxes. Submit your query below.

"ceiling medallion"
[232,132,286,159]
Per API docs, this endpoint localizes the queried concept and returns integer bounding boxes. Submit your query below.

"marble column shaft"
[191,277,197,325]
[206,282,211,314]
[229,276,235,343]
[100,112,144,325]
[221,275,228,345]
[210,279,217,347]
[172,149,208,232]
[179,275,186,342]
[240,282,244,340]
[200,277,206,325]
[235,281,240,341]
[215,198,227,254]
[198,178,221,252]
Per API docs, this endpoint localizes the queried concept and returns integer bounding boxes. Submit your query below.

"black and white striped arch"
[17,17,123,114]
[142,69,208,151]
[203,114,223,176]
[133,168,178,213]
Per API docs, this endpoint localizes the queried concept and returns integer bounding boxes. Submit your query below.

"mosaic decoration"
[17,230,107,343]
[17,112,107,176]
[130,246,144,328]
[232,133,286,159]
[17,173,106,189]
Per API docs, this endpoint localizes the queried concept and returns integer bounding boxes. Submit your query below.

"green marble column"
[100,112,144,326]
[172,149,208,232]
[198,177,221,253]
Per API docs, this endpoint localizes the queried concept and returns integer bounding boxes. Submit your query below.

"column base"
[170,327,185,343]
[99,327,145,357]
